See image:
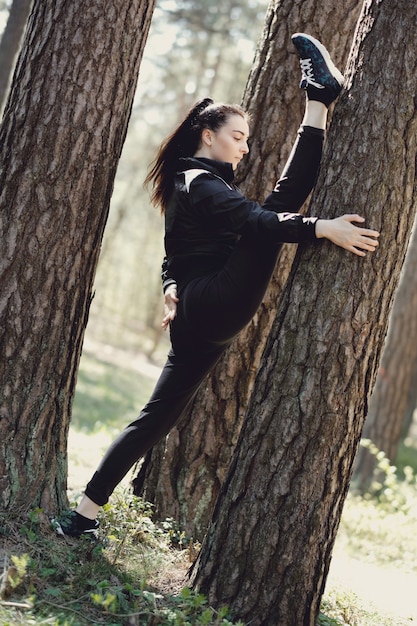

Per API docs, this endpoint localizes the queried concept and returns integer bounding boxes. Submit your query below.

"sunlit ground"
[68,428,117,498]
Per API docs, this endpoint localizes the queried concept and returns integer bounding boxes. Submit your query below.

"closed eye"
[232,130,249,142]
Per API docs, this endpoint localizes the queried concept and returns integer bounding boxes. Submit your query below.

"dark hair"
[144,98,248,213]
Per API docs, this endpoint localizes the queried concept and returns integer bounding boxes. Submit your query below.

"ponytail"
[144,98,247,213]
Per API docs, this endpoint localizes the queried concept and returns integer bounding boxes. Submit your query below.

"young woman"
[54,33,379,537]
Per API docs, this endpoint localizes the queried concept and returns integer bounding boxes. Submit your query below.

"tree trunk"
[0,0,32,113]
[135,0,362,541]
[353,223,417,490]
[401,356,417,439]
[0,0,155,514]
[191,2,417,624]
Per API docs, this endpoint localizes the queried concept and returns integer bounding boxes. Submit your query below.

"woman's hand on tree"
[315,214,380,256]
[162,284,179,330]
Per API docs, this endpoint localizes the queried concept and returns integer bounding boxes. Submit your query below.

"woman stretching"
[54,33,379,537]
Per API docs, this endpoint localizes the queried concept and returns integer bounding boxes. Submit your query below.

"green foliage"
[319,589,404,626]
[359,438,417,513]
[158,586,243,625]
[0,494,242,626]
[336,440,417,573]
[318,613,342,626]
[161,517,193,548]
[19,506,43,543]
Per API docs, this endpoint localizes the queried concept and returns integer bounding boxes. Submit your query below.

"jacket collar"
[178,157,235,184]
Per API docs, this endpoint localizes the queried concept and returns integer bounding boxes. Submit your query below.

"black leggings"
[85,126,324,506]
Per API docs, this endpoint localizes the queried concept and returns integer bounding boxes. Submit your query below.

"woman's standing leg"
[83,336,226,507]
[55,318,229,529]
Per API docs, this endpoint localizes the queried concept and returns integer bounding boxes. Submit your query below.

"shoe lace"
[300,58,324,89]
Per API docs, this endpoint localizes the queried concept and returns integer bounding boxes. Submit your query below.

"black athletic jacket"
[161,157,318,292]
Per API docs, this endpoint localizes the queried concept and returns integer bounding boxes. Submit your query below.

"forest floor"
[326,552,417,623]
[65,337,417,625]
[326,544,417,624]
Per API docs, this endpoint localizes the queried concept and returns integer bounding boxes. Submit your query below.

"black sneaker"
[291,33,344,107]
[51,510,99,539]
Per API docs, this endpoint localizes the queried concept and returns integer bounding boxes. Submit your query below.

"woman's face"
[200,114,250,170]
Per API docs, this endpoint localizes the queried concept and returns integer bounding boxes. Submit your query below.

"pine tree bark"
[0,0,32,113]
[0,0,155,514]
[353,224,417,489]
[135,0,362,540]
[191,2,417,624]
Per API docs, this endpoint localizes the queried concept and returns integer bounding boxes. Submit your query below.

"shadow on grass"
[0,499,243,626]
[72,350,157,434]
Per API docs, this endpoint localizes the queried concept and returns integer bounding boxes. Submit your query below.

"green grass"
[0,495,243,626]
[71,349,156,433]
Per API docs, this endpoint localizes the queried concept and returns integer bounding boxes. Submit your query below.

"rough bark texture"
[136,0,362,540]
[0,0,32,112]
[353,224,417,489]
[191,2,417,624]
[0,0,155,513]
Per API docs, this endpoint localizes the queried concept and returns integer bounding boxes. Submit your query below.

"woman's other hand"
[315,214,380,256]
[162,284,179,330]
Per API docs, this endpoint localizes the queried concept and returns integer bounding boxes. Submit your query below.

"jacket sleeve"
[161,256,177,293]
[190,174,318,244]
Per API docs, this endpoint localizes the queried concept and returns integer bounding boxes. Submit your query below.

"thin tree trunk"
[0,0,32,112]
[135,0,362,541]
[353,223,417,490]
[0,0,155,514]
[401,357,417,439]
[191,2,417,624]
